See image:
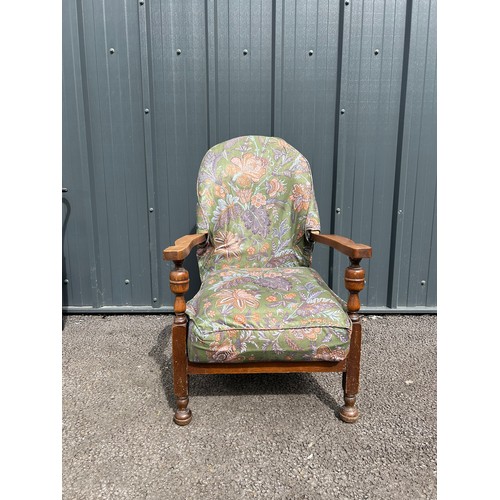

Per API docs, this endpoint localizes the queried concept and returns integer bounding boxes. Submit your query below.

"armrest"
[163,232,208,261]
[310,232,372,259]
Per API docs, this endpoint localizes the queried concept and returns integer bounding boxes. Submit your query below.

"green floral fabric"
[186,267,351,363]
[195,135,320,281]
[186,135,351,363]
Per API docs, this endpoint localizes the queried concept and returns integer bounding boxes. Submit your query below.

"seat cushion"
[186,267,352,363]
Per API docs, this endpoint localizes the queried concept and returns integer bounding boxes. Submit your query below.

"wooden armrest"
[310,232,372,259]
[163,232,208,261]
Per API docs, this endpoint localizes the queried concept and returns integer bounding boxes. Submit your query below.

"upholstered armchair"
[164,136,372,426]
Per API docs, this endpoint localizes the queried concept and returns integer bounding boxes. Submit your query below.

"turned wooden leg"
[170,260,192,426]
[339,258,364,423]
[172,322,192,426]
[340,322,361,422]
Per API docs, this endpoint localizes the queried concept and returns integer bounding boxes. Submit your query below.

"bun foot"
[173,408,192,426]
[339,395,359,423]
[173,396,192,426]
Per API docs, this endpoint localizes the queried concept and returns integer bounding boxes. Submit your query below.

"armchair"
[164,136,372,426]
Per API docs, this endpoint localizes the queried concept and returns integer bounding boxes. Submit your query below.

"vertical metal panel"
[138,0,159,307]
[213,0,274,141]
[390,0,437,308]
[78,0,151,306]
[62,0,98,307]
[333,0,408,308]
[62,0,437,312]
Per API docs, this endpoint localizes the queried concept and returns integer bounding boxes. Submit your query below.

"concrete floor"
[62,314,436,500]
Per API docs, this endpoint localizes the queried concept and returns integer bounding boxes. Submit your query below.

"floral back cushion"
[196,135,321,280]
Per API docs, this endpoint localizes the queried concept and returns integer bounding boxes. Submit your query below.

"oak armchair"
[164,136,372,426]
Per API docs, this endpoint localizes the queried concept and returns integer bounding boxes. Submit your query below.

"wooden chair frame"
[164,231,372,426]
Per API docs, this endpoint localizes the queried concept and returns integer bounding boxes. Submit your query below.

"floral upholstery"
[186,135,351,363]
[186,267,351,362]
[194,135,321,281]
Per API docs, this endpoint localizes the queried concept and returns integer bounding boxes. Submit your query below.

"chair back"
[196,135,320,280]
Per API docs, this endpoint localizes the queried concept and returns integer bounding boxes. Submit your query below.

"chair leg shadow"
[148,322,342,416]
[148,323,176,411]
[308,376,343,416]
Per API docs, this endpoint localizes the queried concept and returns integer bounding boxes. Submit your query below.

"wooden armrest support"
[310,232,372,259]
[163,232,208,261]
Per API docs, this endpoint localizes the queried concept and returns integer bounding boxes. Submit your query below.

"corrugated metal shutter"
[62,0,436,313]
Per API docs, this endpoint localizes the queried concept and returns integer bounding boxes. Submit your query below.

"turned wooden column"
[170,259,192,425]
[339,257,365,423]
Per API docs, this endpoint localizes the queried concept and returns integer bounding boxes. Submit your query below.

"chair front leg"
[170,260,192,426]
[339,257,365,423]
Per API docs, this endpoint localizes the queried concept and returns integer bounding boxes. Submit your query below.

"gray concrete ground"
[63,314,436,500]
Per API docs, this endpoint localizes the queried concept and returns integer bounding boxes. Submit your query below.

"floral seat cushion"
[186,267,352,363]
